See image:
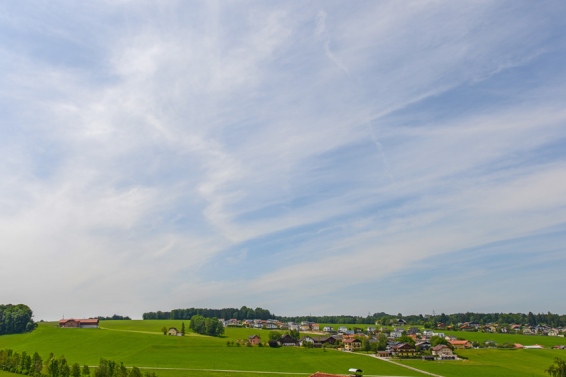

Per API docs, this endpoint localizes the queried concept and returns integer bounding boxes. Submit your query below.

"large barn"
[59,318,99,328]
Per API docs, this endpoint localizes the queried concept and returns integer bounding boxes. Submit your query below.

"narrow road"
[90,365,428,377]
[375,356,444,377]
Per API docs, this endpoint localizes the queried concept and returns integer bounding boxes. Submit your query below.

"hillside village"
[219,318,566,359]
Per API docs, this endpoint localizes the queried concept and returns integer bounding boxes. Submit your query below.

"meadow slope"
[0,321,421,377]
[1,321,565,377]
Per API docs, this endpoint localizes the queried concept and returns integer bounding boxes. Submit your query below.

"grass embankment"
[441,329,566,347]
[0,371,18,377]
[0,321,420,377]
[398,348,564,377]
[2,321,565,377]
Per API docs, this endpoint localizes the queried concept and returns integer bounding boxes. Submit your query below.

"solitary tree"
[288,329,300,340]
[430,336,451,348]
[71,363,81,377]
[268,331,282,341]
[130,367,142,377]
[397,335,416,347]
[546,357,566,377]
[361,337,371,353]
[377,333,388,351]
[81,365,90,377]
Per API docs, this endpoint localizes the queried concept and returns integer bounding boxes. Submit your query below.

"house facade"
[449,340,472,349]
[248,335,261,345]
[390,343,417,357]
[279,334,298,346]
[431,345,455,359]
[167,327,182,336]
[342,339,361,351]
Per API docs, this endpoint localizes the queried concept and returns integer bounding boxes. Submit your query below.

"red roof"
[59,318,99,324]
[342,338,361,343]
[449,340,470,345]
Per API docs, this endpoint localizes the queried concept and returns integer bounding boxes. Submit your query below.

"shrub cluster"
[0,305,36,335]
[189,315,224,337]
[0,350,158,377]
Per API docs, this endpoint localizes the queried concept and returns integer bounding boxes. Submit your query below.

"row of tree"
[0,349,158,377]
[96,315,131,321]
[188,315,224,337]
[143,306,273,321]
[0,305,36,335]
[142,306,566,327]
[426,311,566,328]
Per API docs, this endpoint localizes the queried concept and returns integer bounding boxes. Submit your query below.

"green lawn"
[398,348,565,377]
[2,321,565,377]
[441,330,566,348]
[0,371,18,377]
[0,321,421,377]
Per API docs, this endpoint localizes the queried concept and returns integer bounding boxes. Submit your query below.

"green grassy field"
[0,371,18,377]
[441,329,566,348]
[1,321,565,377]
[0,321,421,377]
[398,348,565,377]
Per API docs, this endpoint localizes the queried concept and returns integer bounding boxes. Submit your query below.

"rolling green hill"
[0,321,420,377]
[1,321,565,377]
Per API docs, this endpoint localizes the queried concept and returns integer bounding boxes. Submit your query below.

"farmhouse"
[168,327,183,336]
[59,318,99,328]
[431,344,455,360]
[342,338,361,351]
[279,334,298,346]
[248,335,261,345]
[449,340,472,349]
[416,340,431,351]
[390,343,417,357]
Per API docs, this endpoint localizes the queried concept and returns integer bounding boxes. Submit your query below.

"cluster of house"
[438,321,566,337]
[221,319,323,331]
[240,319,566,359]
[241,325,471,360]
[218,318,566,339]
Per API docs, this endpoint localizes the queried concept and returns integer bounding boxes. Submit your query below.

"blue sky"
[1,1,566,320]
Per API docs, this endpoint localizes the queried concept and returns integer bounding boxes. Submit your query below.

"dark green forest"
[143,306,273,321]
[0,304,36,335]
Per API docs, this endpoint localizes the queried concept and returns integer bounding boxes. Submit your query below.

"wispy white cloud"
[0,0,565,319]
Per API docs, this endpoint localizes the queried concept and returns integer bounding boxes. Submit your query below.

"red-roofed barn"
[59,318,99,328]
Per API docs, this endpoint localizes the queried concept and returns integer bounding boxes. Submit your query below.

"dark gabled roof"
[280,334,297,342]
[431,344,451,351]
[392,343,415,350]
[343,338,361,343]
